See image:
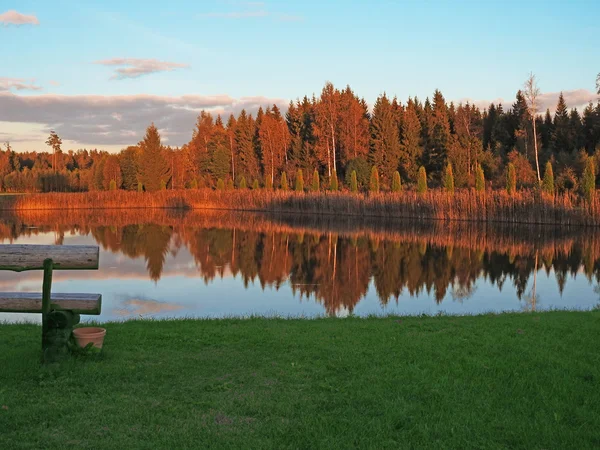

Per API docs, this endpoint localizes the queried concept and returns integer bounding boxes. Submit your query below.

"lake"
[0,209,598,322]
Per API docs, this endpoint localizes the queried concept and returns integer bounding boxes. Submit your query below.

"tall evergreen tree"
[399,98,423,182]
[139,124,170,192]
[369,94,401,184]
[553,92,571,153]
[423,90,451,175]
[235,110,259,182]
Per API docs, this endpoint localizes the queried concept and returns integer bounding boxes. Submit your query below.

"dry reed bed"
[2,207,599,264]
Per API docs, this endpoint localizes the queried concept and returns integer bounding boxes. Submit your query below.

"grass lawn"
[1,311,599,449]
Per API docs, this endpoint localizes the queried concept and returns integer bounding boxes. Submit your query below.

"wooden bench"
[0,245,102,363]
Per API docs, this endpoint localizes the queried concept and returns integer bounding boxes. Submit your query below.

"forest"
[2,78,600,196]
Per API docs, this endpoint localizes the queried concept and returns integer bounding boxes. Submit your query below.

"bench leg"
[41,258,81,363]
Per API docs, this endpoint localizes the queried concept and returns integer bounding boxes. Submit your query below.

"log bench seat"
[0,244,102,363]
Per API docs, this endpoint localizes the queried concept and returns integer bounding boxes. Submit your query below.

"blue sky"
[1,0,598,151]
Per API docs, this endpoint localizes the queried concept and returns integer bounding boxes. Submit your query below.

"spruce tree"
[553,93,571,153]
[311,169,320,192]
[417,166,427,194]
[139,124,170,192]
[109,179,117,191]
[542,161,554,196]
[391,171,402,193]
[506,163,516,195]
[369,166,380,193]
[475,165,485,192]
[582,157,596,204]
[252,179,259,190]
[239,176,247,189]
[330,170,339,191]
[350,170,358,193]
[295,169,304,192]
[281,172,288,191]
[443,163,455,194]
[216,178,225,190]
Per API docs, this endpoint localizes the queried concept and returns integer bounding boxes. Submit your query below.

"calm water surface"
[0,210,598,322]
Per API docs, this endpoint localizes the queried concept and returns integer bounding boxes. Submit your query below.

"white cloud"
[0,10,39,26]
[460,89,598,113]
[94,58,190,80]
[0,92,288,150]
[0,78,42,92]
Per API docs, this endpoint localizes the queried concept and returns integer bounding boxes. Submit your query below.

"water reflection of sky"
[0,222,598,323]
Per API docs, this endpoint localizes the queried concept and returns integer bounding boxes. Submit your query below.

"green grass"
[1,311,599,449]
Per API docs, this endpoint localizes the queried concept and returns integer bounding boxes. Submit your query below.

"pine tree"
[553,93,571,153]
[311,169,320,192]
[443,163,455,194]
[417,166,427,194]
[281,172,288,191]
[391,171,402,193]
[239,176,247,189]
[350,170,358,193]
[369,166,380,192]
[330,170,339,191]
[475,165,485,192]
[369,94,401,184]
[216,178,225,190]
[139,124,170,192]
[542,161,554,196]
[295,169,304,192]
[506,162,516,195]
[582,156,596,204]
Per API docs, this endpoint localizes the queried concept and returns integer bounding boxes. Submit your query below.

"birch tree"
[523,73,541,183]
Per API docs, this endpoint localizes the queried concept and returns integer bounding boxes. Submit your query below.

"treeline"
[2,81,600,194]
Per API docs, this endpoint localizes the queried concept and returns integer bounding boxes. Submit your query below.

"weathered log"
[0,245,99,272]
[0,292,102,314]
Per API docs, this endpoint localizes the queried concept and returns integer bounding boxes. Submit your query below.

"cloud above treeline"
[0,92,288,148]
[464,89,598,113]
[0,10,39,26]
[94,58,190,80]
[0,78,42,92]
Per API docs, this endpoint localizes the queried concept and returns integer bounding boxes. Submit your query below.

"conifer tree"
[295,169,304,192]
[216,178,225,190]
[239,176,247,189]
[400,98,423,181]
[506,163,516,195]
[311,169,320,192]
[542,161,554,196]
[226,179,234,190]
[189,179,198,190]
[369,94,401,183]
[281,172,288,191]
[138,181,144,192]
[330,170,339,191]
[109,179,117,191]
[369,166,380,192]
[139,124,170,192]
[252,179,259,190]
[391,171,402,193]
[235,110,259,182]
[417,166,427,194]
[582,156,596,204]
[553,93,571,153]
[443,163,455,194]
[475,165,485,192]
[350,170,358,193]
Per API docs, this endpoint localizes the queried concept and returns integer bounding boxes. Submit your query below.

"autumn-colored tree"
[259,105,291,187]
[443,163,455,194]
[338,86,370,164]
[280,172,288,191]
[582,156,596,204]
[102,155,122,190]
[252,179,259,190]
[139,124,170,192]
[315,82,340,176]
[45,130,62,173]
[190,111,214,177]
[216,178,225,190]
[119,146,140,190]
[239,176,247,189]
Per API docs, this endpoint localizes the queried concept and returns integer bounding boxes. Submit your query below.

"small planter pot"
[73,327,106,349]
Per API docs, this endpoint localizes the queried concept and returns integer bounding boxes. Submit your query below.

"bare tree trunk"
[533,118,541,183]
[331,124,336,175]
[230,135,235,182]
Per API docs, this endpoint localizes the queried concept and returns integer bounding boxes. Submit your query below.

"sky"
[1,0,598,152]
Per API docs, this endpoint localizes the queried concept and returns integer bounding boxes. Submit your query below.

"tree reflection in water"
[1,209,599,315]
